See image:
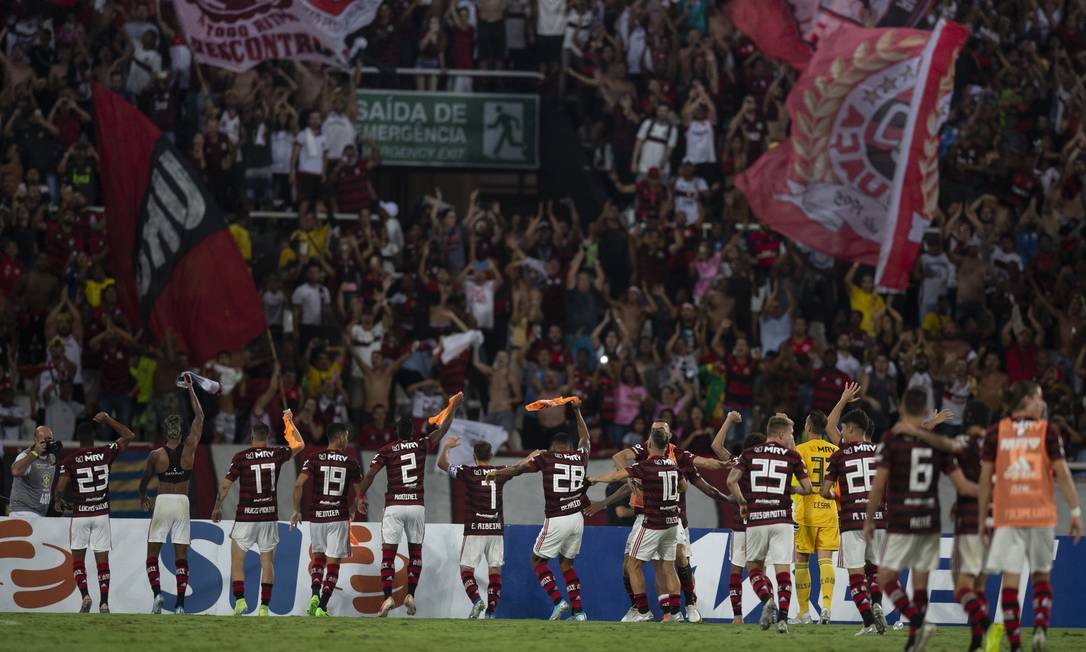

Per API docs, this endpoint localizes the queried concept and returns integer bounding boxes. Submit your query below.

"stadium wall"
[1,517,1081,626]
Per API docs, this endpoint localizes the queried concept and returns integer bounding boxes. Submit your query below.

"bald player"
[139,376,204,614]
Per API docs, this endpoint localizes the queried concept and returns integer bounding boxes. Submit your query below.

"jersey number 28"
[553,464,585,493]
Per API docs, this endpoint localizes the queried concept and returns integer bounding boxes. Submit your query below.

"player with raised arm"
[712,412,753,625]
[976,381,1083,652]
[606,414,735,622]
[792,406,840,625]
[290,422,363,617]
[821,385,884,636]
[212,412,305,616]
[589,421,732,622]
[864,388,977,652]
[485,398,591,621]
[727,413,812,634]
[358,392,463,618]
[438,436,529,619]
[54,413,136,613]
[138,377,203,614]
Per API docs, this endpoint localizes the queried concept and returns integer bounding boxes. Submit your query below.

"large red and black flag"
[92,82,265,363]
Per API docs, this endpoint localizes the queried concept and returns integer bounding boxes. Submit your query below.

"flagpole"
[265,329,289,411]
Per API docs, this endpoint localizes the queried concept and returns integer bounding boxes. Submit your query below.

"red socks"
[849,573,874,626]
[728,570,743,617]
[73,559,88,598]
[311,554,327,597]
[175,559,189,607]
[380,546,395,598]
[658,594,670,614]
[775,571,792,619]
[534,562,562,604]
[562,568,583,612]
[956,587,990,638]
[633,592,649,613]
[486,573,502,614]
[1032,581,1052,631]
[884,578,919,620]
[461,569,481,604]
[97,562,110,604]
[1002,587,1022,648]
[668,593,681,615]
[677,563,696,606]
[260,582,273,606]
[407,543,423,596]
[749,568,773,603]
[865,562,882,604]
[319,563,339,610]
[232,579,245,600]
[146,556,160,597]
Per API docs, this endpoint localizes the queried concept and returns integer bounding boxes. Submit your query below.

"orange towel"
[525,396,579,411]
[427,400,457,426]
[283,410,303,449]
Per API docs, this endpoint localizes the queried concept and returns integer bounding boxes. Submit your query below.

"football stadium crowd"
[1,0,1086,500]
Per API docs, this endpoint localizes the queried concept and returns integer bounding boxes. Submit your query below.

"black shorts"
[537,35,562,64]
[477,19,507,60]
[297,172,322,201]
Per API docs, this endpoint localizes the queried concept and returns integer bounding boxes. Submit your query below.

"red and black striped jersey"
[875,434,954,534]
[370,437,430,507]
[527,448,589,518]
[226,446,292,522]
[951,434,984,534]
[736,443,807,526]
[59,443,120,518]
[450,464,509,535]
[824,440,884,532]
[301,449,362,523]
[627,453,701,529]
[631,442,693,527]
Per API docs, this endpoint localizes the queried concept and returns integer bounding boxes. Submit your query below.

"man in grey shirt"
[9,426,59,518]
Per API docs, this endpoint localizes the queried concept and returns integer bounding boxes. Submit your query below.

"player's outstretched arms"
[485,458,537,481]
[437,435,460,472]
[587,469,629,486]
[283,409,307,458]
[211,477,234,523]
[612,447,636,471]
[891,420,963,453]
[571,398,591,453]
[825,381,861,445]
[693,477,733,503]
[710,411,741,462]
[95,411,136,450]
[692,455,733,471]
[584,483,632,517]
[182,376,204,453]
[726,467,747,517]
[290,472,309,528]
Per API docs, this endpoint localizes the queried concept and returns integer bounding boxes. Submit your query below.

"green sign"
[356,90,539,169]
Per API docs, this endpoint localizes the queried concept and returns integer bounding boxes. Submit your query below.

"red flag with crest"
[735,20,968,290]
[92,82,265,363]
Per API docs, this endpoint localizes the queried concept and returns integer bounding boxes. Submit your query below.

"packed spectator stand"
[1,0,1086,514]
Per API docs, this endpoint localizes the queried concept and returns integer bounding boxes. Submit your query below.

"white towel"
[176,371,222,395]
[439,330,483,365]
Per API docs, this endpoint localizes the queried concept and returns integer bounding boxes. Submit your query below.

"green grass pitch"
[2,614,1084,651]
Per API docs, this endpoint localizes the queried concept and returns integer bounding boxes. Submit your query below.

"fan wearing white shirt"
[292,263,333,353]
[680,82,718,181]
[672,163,708,226]
[291,110,328,214]
[321,96,357,164]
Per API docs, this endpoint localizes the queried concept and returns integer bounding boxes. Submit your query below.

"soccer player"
[290,422,363,617]
[438,435,526,619]
[486,399,591,620]
[727,413,812,634]
[609,419,732,621]
[211,413,305,616]
[590,421,732,622]
[821,393,885,636]
[864,388,977,651]
[977,381,1083,652]
[54,413,136,613]
[792,406,840,625]
[711,413,753,625]
[358,392,463,617]
[138,377,203,614]
[947,401,992,651]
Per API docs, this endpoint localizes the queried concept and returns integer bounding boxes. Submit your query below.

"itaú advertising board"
[0,518,1080,626]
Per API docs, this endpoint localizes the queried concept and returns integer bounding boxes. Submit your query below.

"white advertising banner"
[0,517,474,617]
